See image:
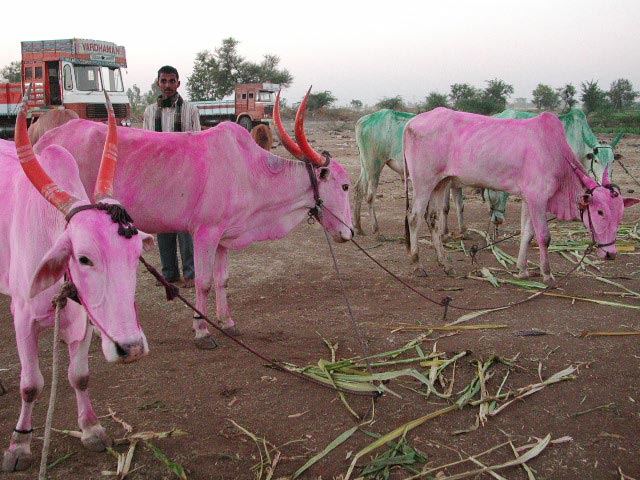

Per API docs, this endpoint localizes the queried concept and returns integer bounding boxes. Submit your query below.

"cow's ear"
[139,230,155,252]
[318,167,331,181]
[623,197,640,209]
[30,231,72,298]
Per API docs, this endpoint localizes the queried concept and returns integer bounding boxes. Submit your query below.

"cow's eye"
[342,184,349,191]
[597,210,604,216]
[79,256,93,266]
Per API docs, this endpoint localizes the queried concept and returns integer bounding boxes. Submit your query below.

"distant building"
[509,97,531,109]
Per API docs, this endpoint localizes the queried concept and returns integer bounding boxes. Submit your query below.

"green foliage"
[484,78,514,107]
[608,78,638,110]
[450,83,478,108]
[589,109,640,134]
[0,61,21,82]
[187,37,292,101]
[558,83,577,113]
[532,83,560,111]
[350,99,363,110]
[581,80,609,116]
[422,92,450,112]
[305,90,337,111]
[376,95,405,110]
[449,79,513,115]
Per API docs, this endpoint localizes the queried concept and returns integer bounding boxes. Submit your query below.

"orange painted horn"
[273,90,305,161]
[15,84,78,214]
[93,91,118,201]
[294,86,330,167]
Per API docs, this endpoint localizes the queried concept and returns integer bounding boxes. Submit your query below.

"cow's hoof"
[543,275,557,287]
[516,270,530,280]
[81,426,112,452]
[2,449,32,472]
[223,325,242,337]
[194,335,219,350]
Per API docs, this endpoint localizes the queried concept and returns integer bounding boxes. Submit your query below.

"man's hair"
[157,65,179,81]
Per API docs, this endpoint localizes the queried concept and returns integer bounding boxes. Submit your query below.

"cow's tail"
[404,150,411,253]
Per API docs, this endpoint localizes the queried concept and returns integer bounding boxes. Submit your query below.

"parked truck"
[0,38,131,139]
[192,83,280,131]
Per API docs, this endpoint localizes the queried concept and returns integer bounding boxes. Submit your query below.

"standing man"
[143,65,200,288]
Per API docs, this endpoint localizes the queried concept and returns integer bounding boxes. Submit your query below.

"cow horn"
[610,131,623,148]
[93,91,118,201]
[294,87,331,167]
[273,90,305,161]
[15,84,78,214]
[581,127,597,150]
[601,164,611,186]
[574,163,599,191]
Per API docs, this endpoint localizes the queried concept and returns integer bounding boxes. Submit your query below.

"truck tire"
[238,117,253,132]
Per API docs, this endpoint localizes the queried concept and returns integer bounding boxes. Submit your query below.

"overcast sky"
[2,0,639,106]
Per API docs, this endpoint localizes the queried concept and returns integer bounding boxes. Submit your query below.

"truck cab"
[0,38,132,138]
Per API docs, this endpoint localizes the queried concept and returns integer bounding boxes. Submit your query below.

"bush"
[589,110,640,134]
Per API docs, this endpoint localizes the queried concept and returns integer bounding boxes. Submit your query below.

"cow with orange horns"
[36,87,353,344]
[0,88,154,472]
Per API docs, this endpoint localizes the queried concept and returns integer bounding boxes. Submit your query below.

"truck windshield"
[257,91,274,102]
[74,65,125,92]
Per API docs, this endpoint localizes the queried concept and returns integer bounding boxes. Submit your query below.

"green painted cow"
[354,109,469,236]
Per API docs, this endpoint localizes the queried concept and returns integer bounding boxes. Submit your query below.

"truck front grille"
[86,103,129,119]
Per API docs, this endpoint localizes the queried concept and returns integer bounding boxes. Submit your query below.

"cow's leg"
[450,184,466,238]
[68,319,112,452]
[212,246,240,335]
[526,201,554,284]
[3,312,42,472]
[407,195,428,276]
[353,170,366,235]
[191,228,218,349]
[441,182,451,239]
[429,183,455,274]
[516,202,535,279]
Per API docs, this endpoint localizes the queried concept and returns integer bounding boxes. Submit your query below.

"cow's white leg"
[450,185,466,237]
[526,201,554,284]
[3,311,42,472]
[68,318,111,452]
[516,201,535,279]
[191,228,217,349]
[212,246,240,335]
[353,171,366,235]
[429,183,455,274]
[366,178,380,235]
[407,195,429,276]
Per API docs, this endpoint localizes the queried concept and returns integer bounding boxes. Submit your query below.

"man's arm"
[142,104,154,131]
[188,104,201,132]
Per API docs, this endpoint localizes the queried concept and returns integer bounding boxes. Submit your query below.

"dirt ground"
[0,120,639,479]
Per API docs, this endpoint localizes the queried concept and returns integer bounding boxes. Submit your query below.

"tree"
[376,96,405,110]
[350,99,363,110]
[558,84,577,113]
[581,80,608,115]
[187,37,292,101]
[305,90,336,111]
[126,82,161,121]
[422,92,449,112]
[608,78,638,110]
[0,61,21,82]
[531,84,560,111]
[482,78,514,111]
[450,83,478,109]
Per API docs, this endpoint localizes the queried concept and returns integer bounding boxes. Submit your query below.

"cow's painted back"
[36,119,351,247]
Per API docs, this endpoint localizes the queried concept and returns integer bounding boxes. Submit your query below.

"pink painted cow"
[35,88,352,347]
[0,91,153,472]
[27,108,80,145]
[404,108,639,283]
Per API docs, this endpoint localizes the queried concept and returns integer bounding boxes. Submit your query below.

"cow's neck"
[547,161,589,221]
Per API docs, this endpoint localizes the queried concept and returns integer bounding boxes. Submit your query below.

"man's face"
[158,73,180,99]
